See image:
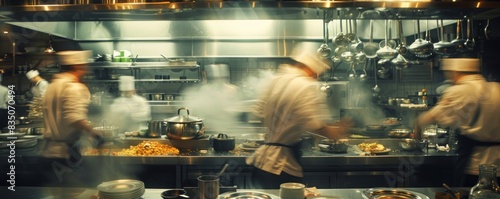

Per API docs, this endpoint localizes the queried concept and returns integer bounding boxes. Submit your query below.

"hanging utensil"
[346,62,357,81]
[451,19,467,53]
[372,59,380,93]
[408,20,433,58]
[43,34,55,53]
[317,11,332,59]
[376,20,398,60]
[363,19,379,59]
[464,18,476,51]
[433,19,458,56]
[379,19,397,49]
[349,19,364,53]
[358,61,368,82]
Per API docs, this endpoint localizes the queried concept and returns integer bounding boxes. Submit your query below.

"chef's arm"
[71,119,102,138]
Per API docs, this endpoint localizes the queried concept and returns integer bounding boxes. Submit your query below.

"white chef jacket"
[31,79,49,98]
[246,65,332,177]
[0,85,8,109]
[424,74,500,175]
[109,94,151,132]
[42,73,91,158]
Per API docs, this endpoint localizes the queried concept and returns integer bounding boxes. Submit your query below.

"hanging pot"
[165,108,205,140]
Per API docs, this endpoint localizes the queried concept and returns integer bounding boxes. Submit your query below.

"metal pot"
[165,108,205,140]
[147,120,164,138]
[388,128,412,138]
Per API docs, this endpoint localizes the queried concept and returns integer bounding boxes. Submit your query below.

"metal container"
[93,126,119,139]
[399,138,419,151]
[212,133,235,152]
[147,120,164,138]
[318,139,349,153]
[388,128,412,138]
[165,108,205,140]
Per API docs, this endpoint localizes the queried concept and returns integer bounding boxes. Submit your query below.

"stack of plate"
[97,179,145,199]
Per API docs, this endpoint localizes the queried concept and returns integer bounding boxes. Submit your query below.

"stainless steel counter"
[2,186,469,199]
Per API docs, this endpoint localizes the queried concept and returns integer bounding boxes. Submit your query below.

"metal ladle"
[408,20,433,58]
[464,18,476,51]
[363,19,379,59]
[372,59,380,93]
[317,13,332,59]
[376,20,398,60]
[451,19,467,53]
[433,19,458,56]
[349,19,364,53]
[379,19,397,49]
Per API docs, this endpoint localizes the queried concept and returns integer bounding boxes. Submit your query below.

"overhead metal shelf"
[0,1,499,21]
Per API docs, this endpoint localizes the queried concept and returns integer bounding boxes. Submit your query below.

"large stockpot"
[165,108,205,140]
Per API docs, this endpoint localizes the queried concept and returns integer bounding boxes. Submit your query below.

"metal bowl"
[388,128,412,138]
[318,139,349,153]
[399,138,419,151]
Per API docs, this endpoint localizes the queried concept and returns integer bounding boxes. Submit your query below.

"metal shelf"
[84,79,200,83]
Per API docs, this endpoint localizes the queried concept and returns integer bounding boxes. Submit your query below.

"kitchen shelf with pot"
[83,79,201,83]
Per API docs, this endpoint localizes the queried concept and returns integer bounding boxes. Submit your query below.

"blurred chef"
[184,64,239,128]
[26,69,49,98]
[41,50,104,187]
[416,58,500,187]
[246,48,352,189]
[109,75,151,132]
[0,73,9,129]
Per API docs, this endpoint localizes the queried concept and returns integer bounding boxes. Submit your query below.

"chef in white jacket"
[110,76,151,132]
[26,69,49,98]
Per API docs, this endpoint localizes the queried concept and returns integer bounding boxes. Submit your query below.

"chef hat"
[56,50,92,66]
[205,64,230,78]
[26,70,39,79]
[119,76,135,91]
[291,49,330,75]
[441,58,480,72]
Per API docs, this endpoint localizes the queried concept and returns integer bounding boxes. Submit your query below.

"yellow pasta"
[357,142,386,152]
[112,141,180,156]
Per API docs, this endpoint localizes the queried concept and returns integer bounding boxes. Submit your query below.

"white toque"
[119,76,135,91]
[56,50,92,65]
[26,70,39,79]
[441,58,480,72]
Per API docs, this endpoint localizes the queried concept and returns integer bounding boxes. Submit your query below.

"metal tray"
[219,191,280,199]
[362,188,430,199]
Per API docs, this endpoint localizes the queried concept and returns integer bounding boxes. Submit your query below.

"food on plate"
[357,142,387,152]
[383,118,399,125]
[113,141,179,156]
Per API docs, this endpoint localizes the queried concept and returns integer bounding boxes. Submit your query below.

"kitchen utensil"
[317,12,332,59]
[442,183,459,199]
[363,19,379,59]
[399,138,419,150]
[379,19,397,49]
[408,20,433,58]
[161,189,189,199]
[358,62,368,82]
[362,188,430,199]
[451,19,466,53]
[197,175,219,199]
[219,191,280,199]
[213,134,235,152]
[464,18,476,51]
[318,139,349,153]
[93,125,119,139]
[365,124,385,131]
[216,163,230,177]
[389,128,412,138]
[165,108,205,140]
[433,19,457,56]
[376,20,398,60]
[372,59,380,93]
[346,63,357,81]
[349,19,364,53]
[280,182,305,199]
[147,120,164,138]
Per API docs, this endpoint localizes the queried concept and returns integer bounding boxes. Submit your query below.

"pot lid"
[166,108,203,123]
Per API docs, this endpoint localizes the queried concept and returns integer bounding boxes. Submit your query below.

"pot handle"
[177,107,190,116]
[217,133,228,138]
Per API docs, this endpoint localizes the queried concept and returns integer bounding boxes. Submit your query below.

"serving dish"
[362,188,429,199]
[219,191,280,199]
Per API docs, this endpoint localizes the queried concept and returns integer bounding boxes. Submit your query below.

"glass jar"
[469,164,500,199]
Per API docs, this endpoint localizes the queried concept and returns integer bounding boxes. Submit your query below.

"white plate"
[370,149,391,155]
[219,191,280,199]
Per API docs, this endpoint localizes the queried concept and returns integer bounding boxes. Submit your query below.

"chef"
[41,50,104,187]
[109,75,151,132]
[246,48,351,188]
[25,69,49,98]
[416,58,500,187]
